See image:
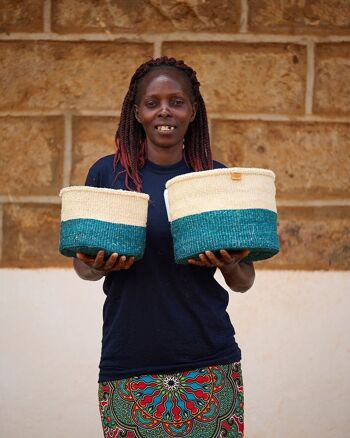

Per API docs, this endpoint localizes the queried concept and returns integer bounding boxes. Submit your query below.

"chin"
[152,138,182,148]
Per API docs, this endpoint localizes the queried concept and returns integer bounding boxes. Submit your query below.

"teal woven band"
[171,209,280,264]
[59,218,146,260]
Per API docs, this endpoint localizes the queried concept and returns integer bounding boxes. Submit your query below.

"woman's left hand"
[188,249,254,292]
[188,249,250,270]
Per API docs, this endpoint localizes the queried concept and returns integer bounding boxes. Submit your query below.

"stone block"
[211,120,350,199]
[249,0,350,34]
[0,116,64,196]
[314,43,350,115]
[0,41,152,111]
[258,207,350,270]
[0,0,44,33]
[2,204,70,268]
[71,116,118,185]
[163,43,306,114]
[52,0,240,33]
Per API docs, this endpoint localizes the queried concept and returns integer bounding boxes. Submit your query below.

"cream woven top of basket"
[60,186,149,227]
[165,167,277,222]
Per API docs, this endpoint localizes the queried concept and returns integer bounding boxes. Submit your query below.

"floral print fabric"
[98,362,244,437]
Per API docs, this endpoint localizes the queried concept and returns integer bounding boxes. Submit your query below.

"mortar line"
[240,0,248,33]
[0,110,120,117]
[153,40,162,58]
[71,110,120,117]
[305,42,315,115]
[0,196,348,207]
[63,113,73,187]
[43,0,51,33]
[0,110,63,116]
[209,113,350,123]
[277,199,350,207]
[0,196,60,204]
[0,111,349,123]
[1,32,350,44]
[0,204,3,262]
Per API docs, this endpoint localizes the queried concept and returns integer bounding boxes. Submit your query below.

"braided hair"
[114,56,212,191]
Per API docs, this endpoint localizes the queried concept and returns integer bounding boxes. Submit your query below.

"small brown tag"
[231,172,241,181]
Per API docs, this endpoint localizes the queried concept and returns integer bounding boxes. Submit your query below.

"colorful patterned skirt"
[98,362,244,438]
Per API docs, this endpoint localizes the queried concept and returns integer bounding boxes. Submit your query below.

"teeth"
[157,126,175,131]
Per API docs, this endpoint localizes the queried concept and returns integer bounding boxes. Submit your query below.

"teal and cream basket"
[165,168,280,263]
[59,186,149,259]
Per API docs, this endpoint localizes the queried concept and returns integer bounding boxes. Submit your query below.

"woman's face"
[134,68,197,157]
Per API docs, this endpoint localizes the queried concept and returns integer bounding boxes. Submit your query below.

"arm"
[73,250,135,281]
[188,249,255,293]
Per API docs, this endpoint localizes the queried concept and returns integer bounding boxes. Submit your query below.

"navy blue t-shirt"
[85,155,241,382]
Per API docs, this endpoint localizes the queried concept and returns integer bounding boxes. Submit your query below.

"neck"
[146,143,183,165]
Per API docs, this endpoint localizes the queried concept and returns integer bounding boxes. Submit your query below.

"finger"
[123,256,135,270]
[205,251,223,267]
[93,250,105,269]
[222,249,250,263]
[199,253,214,267]
[188,258,206,266]
[231,249,250,263]
[220,249,237,264]
[240,249,250,258]
[76,252,95,264]
[113,255,127,271]
[104,253,119,271]
[227,249,250,258]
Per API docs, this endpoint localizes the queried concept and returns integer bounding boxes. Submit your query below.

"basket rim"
[59,186,149,200]
[165,167,275,189]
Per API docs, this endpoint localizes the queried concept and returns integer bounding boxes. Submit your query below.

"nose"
[158,102,171,117]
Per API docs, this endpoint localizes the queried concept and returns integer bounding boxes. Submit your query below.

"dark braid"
[114,56,212,191]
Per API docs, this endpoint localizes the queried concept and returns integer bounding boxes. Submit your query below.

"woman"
[74,57,255,437]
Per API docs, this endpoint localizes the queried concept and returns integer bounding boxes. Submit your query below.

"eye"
[173,98,184,106]
[145,100,157,108]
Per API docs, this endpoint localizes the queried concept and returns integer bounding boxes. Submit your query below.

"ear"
[190,102,198,122]
[134,104,141,123]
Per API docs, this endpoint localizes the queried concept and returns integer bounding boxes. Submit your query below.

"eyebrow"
[143,92,186,98]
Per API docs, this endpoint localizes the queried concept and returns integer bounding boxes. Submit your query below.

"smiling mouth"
[155,125,176,132]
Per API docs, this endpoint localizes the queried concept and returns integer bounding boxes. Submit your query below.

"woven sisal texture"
[171,209,279,263]
[60,186,149,227]
[59,186,149,259]
[59,218,146,259]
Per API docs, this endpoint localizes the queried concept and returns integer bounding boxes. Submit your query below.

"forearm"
[73,258,105,281]
[220,261,255,292]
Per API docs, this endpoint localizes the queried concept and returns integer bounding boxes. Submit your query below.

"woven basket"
[165,168,280,263]
[59,186,149,259]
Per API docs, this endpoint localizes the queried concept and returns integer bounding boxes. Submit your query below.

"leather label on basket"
[231,172,242,181]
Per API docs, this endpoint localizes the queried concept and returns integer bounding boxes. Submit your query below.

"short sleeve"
[213,160,227,169]
[85,166,100,187]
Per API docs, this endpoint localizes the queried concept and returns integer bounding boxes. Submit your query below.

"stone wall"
[0,0,349,269]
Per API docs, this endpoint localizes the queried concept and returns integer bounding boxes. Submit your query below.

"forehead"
[137,67,193,99]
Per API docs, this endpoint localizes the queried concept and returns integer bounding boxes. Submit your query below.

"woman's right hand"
[74,250,135,280]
